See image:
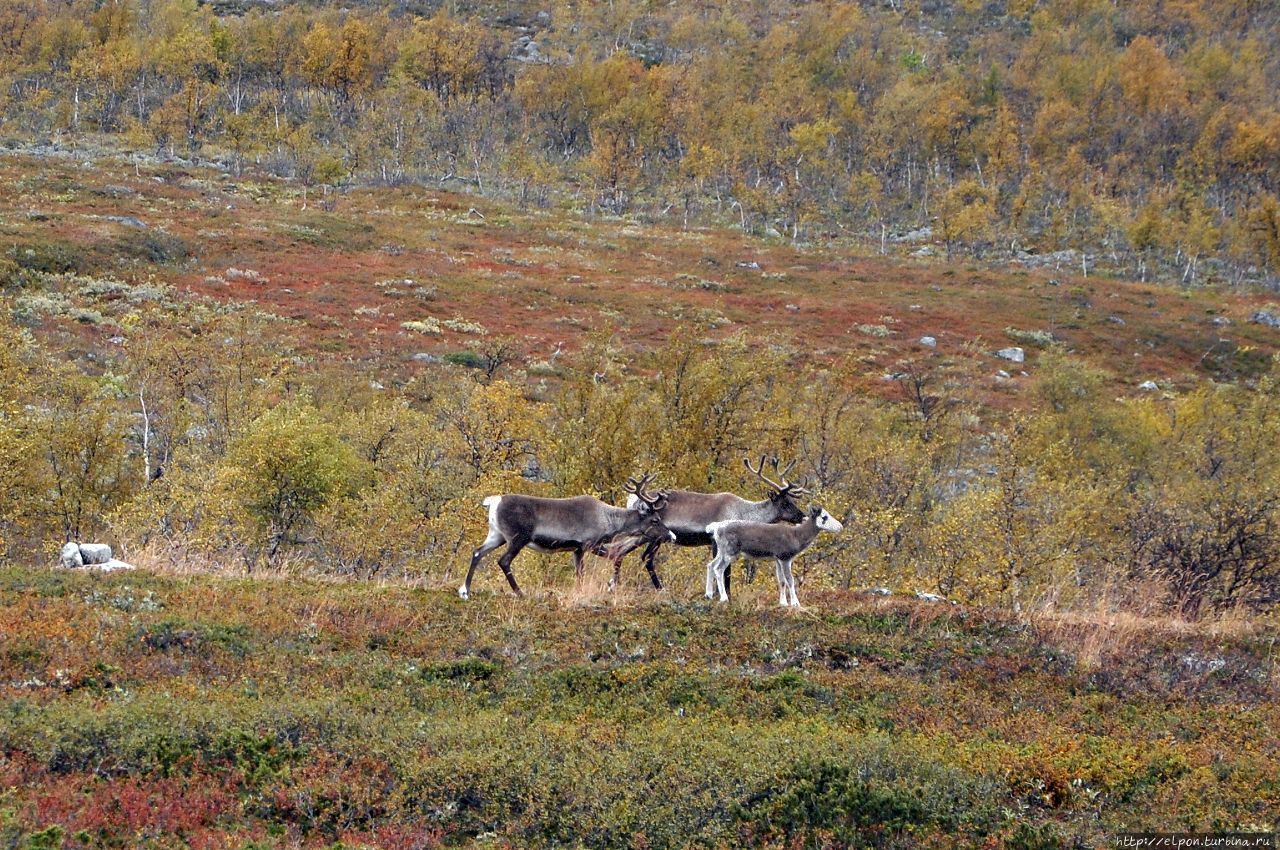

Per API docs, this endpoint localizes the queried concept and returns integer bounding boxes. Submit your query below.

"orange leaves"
[1117,35,1188,119]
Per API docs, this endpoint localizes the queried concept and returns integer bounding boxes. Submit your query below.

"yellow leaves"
[938,178,996,253]
[446,379,548,489]
[396,12,494,102]
[786,119,837,161]
[1116,35,1187,118]
[199,400,366,566]
[1224,116,1280,178]
[145,0,219,81]
[1128,201,1166,253]
[1244,194,1280,274]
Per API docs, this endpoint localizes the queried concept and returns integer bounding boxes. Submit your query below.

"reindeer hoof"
[457,586,469,600]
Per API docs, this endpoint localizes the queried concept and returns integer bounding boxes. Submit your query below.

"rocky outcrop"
[57,542,135,572]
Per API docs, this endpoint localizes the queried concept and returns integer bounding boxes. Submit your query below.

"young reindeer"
[459,474,674,600]
[706,505,843,607]
[612,456,808,592]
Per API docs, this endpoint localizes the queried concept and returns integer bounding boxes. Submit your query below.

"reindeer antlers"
[744,454,811,497]
[623,472,667,508]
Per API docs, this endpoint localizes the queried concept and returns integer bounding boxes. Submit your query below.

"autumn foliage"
[1,0,1279,282]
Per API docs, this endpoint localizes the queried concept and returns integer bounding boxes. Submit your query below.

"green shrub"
[443,351,485,369]
[21,824,63,850]
[1007,822,1065,850]
[420,657,503,684]
[109,230,188,264]
[735,755,1001,847]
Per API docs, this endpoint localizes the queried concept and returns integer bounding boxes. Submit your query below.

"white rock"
[914,591,954,604]
[60,542,84,569]
[96,559,136,572]
[864,587,892,596]
[919,336,937,348]
[1138,380,1159,391]
[996,370,1011,379]
[996,347,1025,363]
[78,543,112,565]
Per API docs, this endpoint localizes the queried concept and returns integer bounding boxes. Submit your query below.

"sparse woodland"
[2,3,1280,848]
[2,299,1280,617]
[1,0,1279,282]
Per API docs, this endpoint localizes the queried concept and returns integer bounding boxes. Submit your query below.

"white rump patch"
[482,495,502,525]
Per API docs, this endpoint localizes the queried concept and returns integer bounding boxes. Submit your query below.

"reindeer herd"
[458,457,842,607]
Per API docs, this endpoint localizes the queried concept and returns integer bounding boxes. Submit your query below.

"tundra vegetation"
[1,0,1280,846]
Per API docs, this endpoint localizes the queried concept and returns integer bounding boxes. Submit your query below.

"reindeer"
[612,456,809,592]
[706,505,843,606]
[458,474,674,600]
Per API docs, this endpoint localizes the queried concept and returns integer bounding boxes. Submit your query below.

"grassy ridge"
[1,566,1277,848]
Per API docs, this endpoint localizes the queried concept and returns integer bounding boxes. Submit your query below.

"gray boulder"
[78,542,113,565]
[893,226,933,243]
[1138,380,1159,391]
[996,347,1025,363]
[1251,310,1280,329]
[919,336,937,348]
[97,558,136,572]
[914,591,954,604]
[60,542,84,569]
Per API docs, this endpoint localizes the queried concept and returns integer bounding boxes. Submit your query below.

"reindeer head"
[623,473,676,543]
[809,504,844,533]
[744,455,809,523]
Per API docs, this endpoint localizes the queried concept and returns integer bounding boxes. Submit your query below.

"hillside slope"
[4,152,1278,396]
[1,566,1277,848]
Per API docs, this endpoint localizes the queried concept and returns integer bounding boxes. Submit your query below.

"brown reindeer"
[459,474,674,599]
[706,505,844,606]
[611,456,809,592]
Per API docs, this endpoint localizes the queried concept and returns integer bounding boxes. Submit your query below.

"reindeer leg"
[782,558,800,607]
[496,539,527,597]
[641,540,664,590]
[643,540,664,590]
[714,541,731,597]
[705,553,718,599]
[775,558,788,607]
[461,530,506,599]
[609,542,624,591]
[574,548,585,584]
[715,554,733,603]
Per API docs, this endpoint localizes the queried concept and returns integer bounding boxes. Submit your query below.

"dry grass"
[1027,597,1274,670]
